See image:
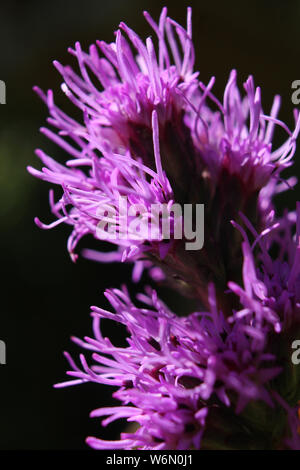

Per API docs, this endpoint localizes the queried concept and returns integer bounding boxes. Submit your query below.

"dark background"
[0,0,299,449]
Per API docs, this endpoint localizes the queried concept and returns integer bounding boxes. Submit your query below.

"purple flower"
[229,202,300,332]
[28,7,300,450]
[55,204,300,449]
[27,8,300,303]
[189,72,300,190]
[56,286,293,450]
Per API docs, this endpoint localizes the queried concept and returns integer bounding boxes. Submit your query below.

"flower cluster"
[30,7,300,449]
[55,203,300,449]
[229,204,300,333]
[28,8,300,298]
[55,286,281,449]
[56,281,300,449]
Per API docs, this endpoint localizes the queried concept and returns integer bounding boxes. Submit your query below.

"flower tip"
[69,251,78,263]
[119,21,126,31]
[74,41,82,54]
[255,86,261,103]
[85,437,95,448]
[32,86,46,102]
[34,216,43,228]
[244,74,254,92]
[95,39,104,50]
[34,148,46,160]
[52,60,62,73]
[26,165,36,176]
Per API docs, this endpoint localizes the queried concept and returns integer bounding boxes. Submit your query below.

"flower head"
[56,285,300,450]
[55,204,300,450]
[229,203,300,332]
[28,8,300,305]
[29,8,300,449]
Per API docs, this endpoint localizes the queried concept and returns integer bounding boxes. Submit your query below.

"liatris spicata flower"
[29,7,300,450]
[228,205,300,413]
[56,207,300,449]
[229,204,300,333]
[56,284,300,449]
[28,7,300,306]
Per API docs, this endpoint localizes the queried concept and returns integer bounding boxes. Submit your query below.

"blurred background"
[0,0,299,449]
